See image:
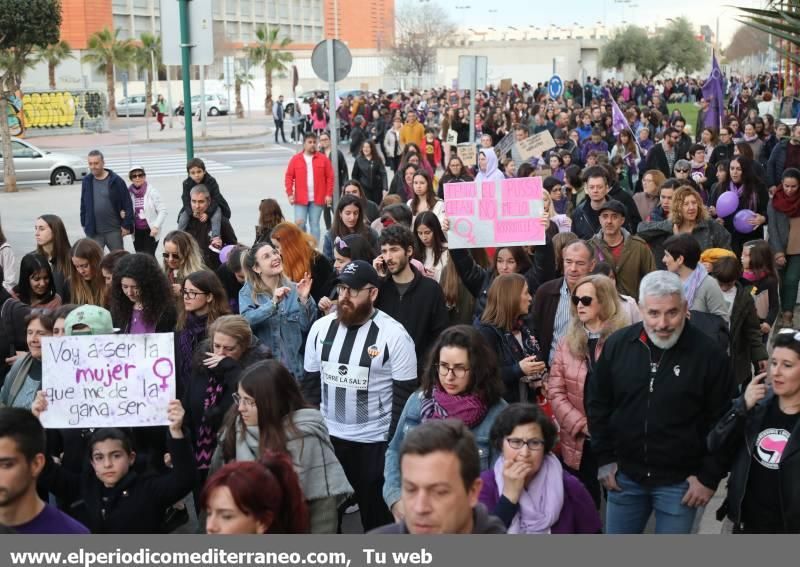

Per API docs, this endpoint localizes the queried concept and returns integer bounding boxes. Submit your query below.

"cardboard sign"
[517,130,556,161]
[500,78,513,93]
[443,177,546,249]
[446,128,459,145]
[40,333,176,429]
[456,144,477,166]
[494,131,515,158]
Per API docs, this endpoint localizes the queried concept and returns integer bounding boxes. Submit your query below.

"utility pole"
[179,0,194,158]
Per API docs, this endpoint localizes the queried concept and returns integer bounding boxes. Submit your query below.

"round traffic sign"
[548,75,564,99]
[311,39,352,83]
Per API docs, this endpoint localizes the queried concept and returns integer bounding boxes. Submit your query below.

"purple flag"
[702,52,725,130]
[611,100,629,136]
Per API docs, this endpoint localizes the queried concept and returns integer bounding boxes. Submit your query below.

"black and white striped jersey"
[304,310,417,442]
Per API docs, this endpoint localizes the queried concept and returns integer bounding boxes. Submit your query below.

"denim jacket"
[239,281,318,379]
[382,390,507,508]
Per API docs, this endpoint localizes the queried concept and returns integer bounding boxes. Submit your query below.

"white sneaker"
[345,503,359,514]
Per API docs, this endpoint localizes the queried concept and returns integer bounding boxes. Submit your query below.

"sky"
[427,0,767,46]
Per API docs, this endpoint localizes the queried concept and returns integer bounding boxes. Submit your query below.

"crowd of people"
[0,71,798,536]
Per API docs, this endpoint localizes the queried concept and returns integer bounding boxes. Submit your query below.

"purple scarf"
[419,387,488,428]
[683,264,708,308]
[729,181,757,210]
[129,180,148,199]
[195,372,224,469]
[177,312,208,387]
[493,454,564,534]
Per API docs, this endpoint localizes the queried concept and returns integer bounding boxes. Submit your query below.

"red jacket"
[420,137,442,169]
[284,151,334,206]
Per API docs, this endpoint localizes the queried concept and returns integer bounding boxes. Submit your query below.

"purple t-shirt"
[12,503,90,534]
[130,308,156,334]
[133,193,149,231]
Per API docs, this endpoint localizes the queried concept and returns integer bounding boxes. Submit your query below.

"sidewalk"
[24,114,272,149]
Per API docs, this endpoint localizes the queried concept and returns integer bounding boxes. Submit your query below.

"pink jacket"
[547,337,605,470]
[284,151,334,206]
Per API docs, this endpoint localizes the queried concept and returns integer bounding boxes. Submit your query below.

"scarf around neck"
[729,181,757,210]
[772,186,800,217]
[683,264,708,308]
[129,181,148,199]
[493,454,564,534]
[419,387,489,428]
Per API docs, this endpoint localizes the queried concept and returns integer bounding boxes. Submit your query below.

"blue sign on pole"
[548,75,564,99]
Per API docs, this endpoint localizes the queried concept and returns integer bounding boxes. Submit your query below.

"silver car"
[116,95,148,116]
[190,94,229,116]
[0,138,89,185]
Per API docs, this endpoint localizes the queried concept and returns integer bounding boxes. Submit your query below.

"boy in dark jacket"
[178,158,232,238]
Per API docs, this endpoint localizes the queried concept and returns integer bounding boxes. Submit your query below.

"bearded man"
[587,270,735,534]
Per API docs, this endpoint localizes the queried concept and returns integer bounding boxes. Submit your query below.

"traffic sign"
[548,74,564,99]
[311,39,352,83]
[223,56,235,88]
[119,71,128,97]
[160,0,214,66]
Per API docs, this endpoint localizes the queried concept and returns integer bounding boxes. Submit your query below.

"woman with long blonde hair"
[161,230,207,297]
[66,238,105,306]
[547,274,627,507]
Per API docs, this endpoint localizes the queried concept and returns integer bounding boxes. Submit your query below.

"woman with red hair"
[202,454,310,534]
[269,222,334,302]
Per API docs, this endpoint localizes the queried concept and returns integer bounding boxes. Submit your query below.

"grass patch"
[668,102,700,136]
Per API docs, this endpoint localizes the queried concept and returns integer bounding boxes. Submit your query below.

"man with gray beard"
[587,271,735,534]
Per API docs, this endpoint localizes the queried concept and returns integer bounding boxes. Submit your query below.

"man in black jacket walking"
[587,270,735,534]
[374,225,449,377]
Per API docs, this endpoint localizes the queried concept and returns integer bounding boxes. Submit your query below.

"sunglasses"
[162,252,182,260]
[675,168,690,173]
[130,173,145,179]
[571,295,593,307]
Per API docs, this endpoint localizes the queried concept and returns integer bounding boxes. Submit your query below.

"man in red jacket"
[284,132,334,244]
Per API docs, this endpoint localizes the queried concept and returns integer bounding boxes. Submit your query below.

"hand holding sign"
[166,400,185,438]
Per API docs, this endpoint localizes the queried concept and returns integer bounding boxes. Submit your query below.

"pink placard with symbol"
[493,218,545,243]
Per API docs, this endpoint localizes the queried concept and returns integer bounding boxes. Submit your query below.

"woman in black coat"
[351,140,388,204]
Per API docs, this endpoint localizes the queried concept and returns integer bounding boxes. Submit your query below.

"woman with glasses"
[708,328,800,533]
[382,325,506,521]
[547,274,627,507]
[175,271,230,396]
[184,315,272,487]
[478,403,601,534]
[239,242,317,380]
[127,166,167,256]
[161,230,207,298]
[210,360,352,533]
[477,274,545,403]
[634,170,666,222]
[321,195,378,263]
[0,309,55,409]
[109,253,176,333]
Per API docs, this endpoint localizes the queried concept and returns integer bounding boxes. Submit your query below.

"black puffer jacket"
[0,295,30,386]
[708,391,800,533]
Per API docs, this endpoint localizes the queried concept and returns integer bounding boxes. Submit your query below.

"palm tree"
[82,28,135,117]
[37,40,74,90]
[133,32,161,118]
[245,26,293,116]
[737,1,800,66]
[234,67,254,118]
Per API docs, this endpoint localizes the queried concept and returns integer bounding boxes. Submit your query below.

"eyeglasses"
[571,295,594,307]
[130,173,145,179]
[181,289,208,299]
[436,363,470,379]
[505,437,545,451]
[232,393,256,408]
[162,252,182,260]
[336,285,375,298]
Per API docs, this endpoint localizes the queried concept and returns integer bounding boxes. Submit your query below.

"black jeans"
[134,227,158,256]
[274,119,286,142]
[331,437,392,532]
[565,438,601,509]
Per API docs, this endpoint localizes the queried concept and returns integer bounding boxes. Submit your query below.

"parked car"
[0,138,88,186]
[116,95,148,116]
[189,94,229,116]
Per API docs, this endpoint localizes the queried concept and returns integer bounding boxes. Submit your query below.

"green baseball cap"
[64,305,117,336]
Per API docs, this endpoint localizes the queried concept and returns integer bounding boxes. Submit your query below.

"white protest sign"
[444,177,546,249]
[41,333,176,429]
[517,130,556,161]
[456,144,477,166]
[446,128,458,145]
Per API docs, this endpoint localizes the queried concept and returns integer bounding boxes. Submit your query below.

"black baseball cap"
[335,260,381,289]
[598,200,627,217]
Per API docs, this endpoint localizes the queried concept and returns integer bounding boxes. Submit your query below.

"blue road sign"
[548,75,564,99]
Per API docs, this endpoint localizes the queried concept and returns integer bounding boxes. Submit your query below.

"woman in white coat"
[127,165,168,256]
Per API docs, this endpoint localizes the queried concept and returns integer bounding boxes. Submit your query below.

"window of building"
[226,0,237,17]
[254,1,264,18]
[267,2,277,19]
[112,0,129,10]
[133,15,154,36]
[240,0,252,16]
[113,15,133,39]
[132,0,149,12]
[277,0,289,19]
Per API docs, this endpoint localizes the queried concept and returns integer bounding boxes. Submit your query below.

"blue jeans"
[605,472,697,534]
[294,203,324,244]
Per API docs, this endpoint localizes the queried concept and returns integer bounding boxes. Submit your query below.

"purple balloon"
[733,209,757,234]
[219,244,235,264]
[715,191,739,218]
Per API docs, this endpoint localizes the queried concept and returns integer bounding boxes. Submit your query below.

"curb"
[130,131,269,145]
[193,142,268,152]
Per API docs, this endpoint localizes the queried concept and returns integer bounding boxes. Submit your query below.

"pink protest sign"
[443,177,545,249]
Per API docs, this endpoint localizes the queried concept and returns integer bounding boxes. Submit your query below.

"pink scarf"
[493,454,564,534]
[419,387,488,428]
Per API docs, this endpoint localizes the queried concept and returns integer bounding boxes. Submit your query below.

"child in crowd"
[740,239,780,341]
[178,158,232,239]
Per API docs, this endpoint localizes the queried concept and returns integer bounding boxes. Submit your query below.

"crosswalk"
[103,154,232,178]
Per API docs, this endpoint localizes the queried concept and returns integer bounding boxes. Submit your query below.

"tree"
[600,17,706,78]
[234,67,254,119]
[724,25,770,62]
[245,26,293,116]
[82,27,135,117]
[390,0,456,77]
[133,32,161,118]
[737,1,800,67]
[0,0,61,193]
[37,40,73,90]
